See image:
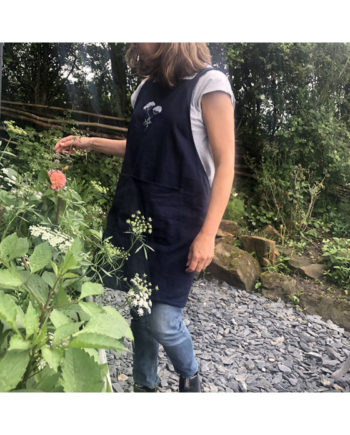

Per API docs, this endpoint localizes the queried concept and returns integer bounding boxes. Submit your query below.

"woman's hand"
[186,231,215,273]
[55,135,93,155]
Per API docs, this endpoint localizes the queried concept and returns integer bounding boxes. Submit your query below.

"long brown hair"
[126,43,212,88]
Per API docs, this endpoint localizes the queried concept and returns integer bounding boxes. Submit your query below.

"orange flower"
[48,169,66,191]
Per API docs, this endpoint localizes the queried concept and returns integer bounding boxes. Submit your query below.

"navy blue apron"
[102,66,215,308]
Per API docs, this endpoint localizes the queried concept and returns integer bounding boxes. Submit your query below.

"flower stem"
[55,197,62,225]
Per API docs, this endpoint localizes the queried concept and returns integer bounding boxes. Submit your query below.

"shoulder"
[192,69,235,110]
[131,78,148,108]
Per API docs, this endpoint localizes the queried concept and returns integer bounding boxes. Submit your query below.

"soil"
[288,239,349,302]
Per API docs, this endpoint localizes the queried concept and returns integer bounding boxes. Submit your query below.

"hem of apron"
[150,296,188,309]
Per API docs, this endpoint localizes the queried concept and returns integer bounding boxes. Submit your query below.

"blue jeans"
[130,302,198,389]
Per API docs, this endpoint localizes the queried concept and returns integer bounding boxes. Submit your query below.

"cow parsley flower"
[4,120,28,136]
[126,211,152,236]
[126,273,158,316]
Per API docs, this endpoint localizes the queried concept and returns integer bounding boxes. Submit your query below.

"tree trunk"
[108,43,128,117]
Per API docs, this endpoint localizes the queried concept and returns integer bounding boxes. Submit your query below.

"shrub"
[223,190,246,223]
[322,237,350,288]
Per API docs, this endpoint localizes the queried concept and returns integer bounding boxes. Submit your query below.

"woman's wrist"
[198,228,217,238]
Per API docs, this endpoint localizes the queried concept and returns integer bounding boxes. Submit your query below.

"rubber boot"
[179,371,201,392]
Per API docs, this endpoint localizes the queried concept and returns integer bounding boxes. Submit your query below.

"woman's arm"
[90,137,126,157]
[55,135,126,157]
[186,91,235,273]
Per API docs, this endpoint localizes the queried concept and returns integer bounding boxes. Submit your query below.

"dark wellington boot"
[179,372,201,392]
[133,383,157,392]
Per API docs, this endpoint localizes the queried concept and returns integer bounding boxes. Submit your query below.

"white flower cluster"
[4,120,28,136]
[126,273,159,317]
[11,184,40,199]
[29,225,73,251]
[126,210,152,236]
[104,239,130,261]
[91,180,108,195]
[0,168,17,186]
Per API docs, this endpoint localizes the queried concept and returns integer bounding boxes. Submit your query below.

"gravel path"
[101,277,350,393]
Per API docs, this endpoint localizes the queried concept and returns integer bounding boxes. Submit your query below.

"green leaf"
[63,272,80,278]
[8,335,31,350]
[69,333,128,353]
[53,285,71,307]
[0,291,19,332]
[83,348,100,364]
[29,242,52,274]
[56,305,90,324]
[0,350,30,392]
[26,274,49,305]
[25,301,40,339]
[79,282,104,300]
[0,269,23,289]
[14,304,25,331]
[0,233,29,265]
[61,348,104,392]
[50,309,73,328]
[61,251,78,274]
[41,347,64,372]
[62,277,81,288]
[52,321,83,347]
[75,311,133,341]
[78,301,104,318]
[37,168,50,185]
[50,261,59,277]
[42,271,56,288]
[69,238,83,258]
[86,229,102,240]
[30,365,62,392]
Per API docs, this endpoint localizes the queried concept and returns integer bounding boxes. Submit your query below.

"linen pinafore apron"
[103,66,214,308]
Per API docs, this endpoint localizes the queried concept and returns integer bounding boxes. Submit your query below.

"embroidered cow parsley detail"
[143,101,162,129]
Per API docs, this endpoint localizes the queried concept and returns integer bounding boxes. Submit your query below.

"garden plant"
[0,124,156,391]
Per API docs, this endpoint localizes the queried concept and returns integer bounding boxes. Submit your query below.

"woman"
[55,43,235,392]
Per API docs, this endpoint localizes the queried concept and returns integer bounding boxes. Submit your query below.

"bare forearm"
[91,137,126,157]
[200,164,235,237]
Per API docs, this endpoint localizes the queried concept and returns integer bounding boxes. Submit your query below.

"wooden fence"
[0,100,255,179]
[0,100,129,139]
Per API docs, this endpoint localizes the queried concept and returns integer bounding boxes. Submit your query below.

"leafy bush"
[223,190,246,223]
[244,149,326,236]
[0,145,156,391]
[322,237,350,288]
[1,121,123,216]
[0,234,131,392]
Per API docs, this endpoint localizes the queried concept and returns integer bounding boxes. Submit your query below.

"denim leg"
[149,303,198,378]
[130,310,161,389]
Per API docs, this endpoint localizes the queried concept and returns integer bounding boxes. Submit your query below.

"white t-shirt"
[130,68,235,186]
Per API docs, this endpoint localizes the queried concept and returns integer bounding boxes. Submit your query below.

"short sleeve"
[192,69,235,111]
[130,78,148,109]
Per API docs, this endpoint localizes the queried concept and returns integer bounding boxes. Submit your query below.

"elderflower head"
[1,168,18,187]
[126,210,152,236]
[29,225,73,251]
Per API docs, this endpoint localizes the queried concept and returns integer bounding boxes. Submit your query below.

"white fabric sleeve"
[192,69,236,112]
[130,78,148,108]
